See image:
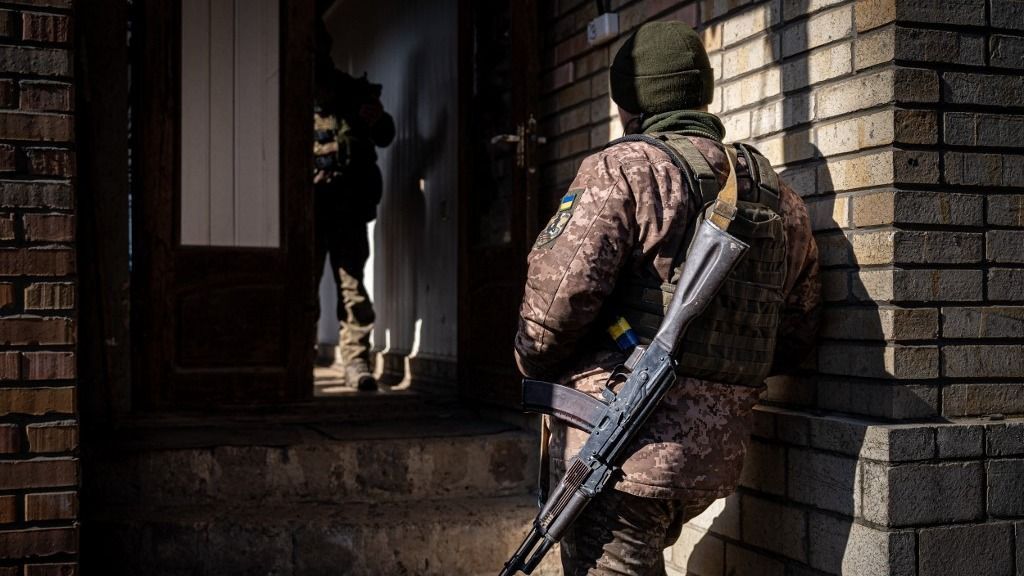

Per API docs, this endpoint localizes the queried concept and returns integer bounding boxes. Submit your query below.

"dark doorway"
[127,0,541,411]
[320,0,461,395]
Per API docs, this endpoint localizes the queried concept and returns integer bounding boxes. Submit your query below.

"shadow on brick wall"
[678,0,931,571]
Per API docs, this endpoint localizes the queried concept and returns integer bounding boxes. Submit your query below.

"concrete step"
[91,418,539,508]
[93,496,561,576]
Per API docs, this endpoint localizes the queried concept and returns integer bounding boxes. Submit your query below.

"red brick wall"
[0,0,79,573]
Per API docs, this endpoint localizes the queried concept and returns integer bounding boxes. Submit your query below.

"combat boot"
[345,358,377,391]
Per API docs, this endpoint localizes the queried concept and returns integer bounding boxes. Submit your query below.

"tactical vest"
[608,133,788,387]
[313,106,384,223]
[313,107,377,175]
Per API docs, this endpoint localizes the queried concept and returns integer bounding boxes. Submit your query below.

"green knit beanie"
[609,21,714,115]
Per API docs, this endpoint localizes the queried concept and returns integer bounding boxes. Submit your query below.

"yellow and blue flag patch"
[534,188,584,249]
[559,193,577,211]
[607,316,640,351]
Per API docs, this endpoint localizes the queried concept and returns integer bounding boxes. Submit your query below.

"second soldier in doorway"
[515,21,821,574]
[314,21,395,391]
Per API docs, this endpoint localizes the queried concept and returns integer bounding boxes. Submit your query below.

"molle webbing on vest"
[607,136,788,386]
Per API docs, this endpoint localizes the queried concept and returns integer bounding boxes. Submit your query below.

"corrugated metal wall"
[323,0,459,362]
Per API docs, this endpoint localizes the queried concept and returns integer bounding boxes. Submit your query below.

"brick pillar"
[665,1,1024,575]
[539,0,1023,574]
[0,0,79,573]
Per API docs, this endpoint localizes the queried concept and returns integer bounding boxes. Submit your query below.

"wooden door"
[134,0,316,409]
[457,0,542,408]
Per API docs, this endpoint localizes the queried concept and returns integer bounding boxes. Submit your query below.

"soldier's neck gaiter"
[641,110,725,142]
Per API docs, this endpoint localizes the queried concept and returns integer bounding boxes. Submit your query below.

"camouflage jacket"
[514,135,820,501]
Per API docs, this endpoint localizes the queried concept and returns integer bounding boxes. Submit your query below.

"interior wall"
[323,0,458,363]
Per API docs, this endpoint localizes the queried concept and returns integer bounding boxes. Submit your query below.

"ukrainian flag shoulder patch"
[534,188,585,249]
[559,193,577,211]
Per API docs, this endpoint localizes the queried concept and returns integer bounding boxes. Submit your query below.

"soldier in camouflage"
[314,19,395,391]
[514,21,821,575]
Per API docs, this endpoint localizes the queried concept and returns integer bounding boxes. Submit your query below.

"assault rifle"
[500,146,748,575]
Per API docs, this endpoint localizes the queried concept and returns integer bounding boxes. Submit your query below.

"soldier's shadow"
[680,2,880,568]
[683,139,934,572]
[372,40,451,388]
[678,142,861,574]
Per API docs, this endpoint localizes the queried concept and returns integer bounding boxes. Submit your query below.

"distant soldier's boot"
[345,358,377,391]
[335,228,376,391]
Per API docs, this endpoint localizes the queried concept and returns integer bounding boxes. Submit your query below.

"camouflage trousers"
[560,489,690,576]
[315,189,375,365]
[335,262,374,365]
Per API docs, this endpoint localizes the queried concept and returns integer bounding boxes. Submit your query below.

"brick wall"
[539,0,1024,574]
[0,0,79,574]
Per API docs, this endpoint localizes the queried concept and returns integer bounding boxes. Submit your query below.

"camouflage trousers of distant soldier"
[315,186,375,369]
[560,488,699,576]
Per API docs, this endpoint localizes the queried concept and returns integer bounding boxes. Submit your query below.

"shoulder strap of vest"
[604,133,727,277]
[605,133,722,207]
[658,133,721,206]
[605,134,704,214]
[733,143,781,212]
[607,136,782,215]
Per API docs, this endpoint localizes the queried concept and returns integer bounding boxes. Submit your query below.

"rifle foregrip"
[501,461,595,575]
[542,488,590,541]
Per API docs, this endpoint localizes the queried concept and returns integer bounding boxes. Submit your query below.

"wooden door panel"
[177,284,286,367]
[135,0,315,410]
[171,371,291,406]
[464,283,519,365]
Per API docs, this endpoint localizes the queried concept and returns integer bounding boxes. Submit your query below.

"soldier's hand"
[314,169,332,184]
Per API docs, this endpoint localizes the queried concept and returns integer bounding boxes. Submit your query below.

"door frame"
[455,0,541,407]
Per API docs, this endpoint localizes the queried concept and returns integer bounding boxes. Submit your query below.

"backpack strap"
[734,143,781,212]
